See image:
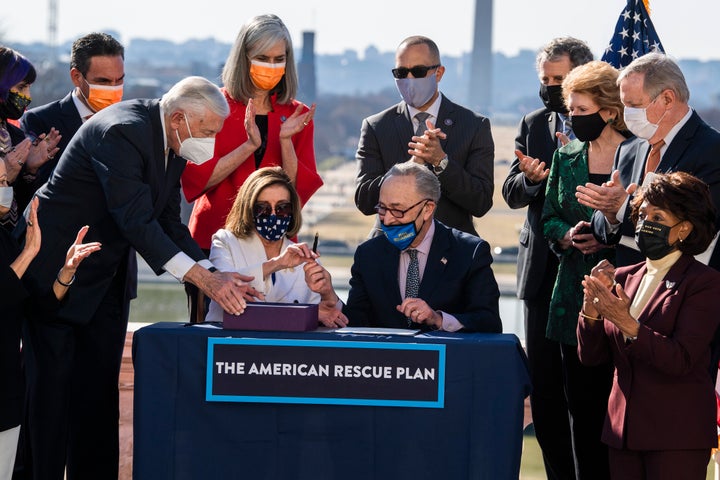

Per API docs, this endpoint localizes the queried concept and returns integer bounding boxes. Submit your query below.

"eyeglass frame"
[391,64,441,79]
[374,198,431,219]
[253,201,294,218]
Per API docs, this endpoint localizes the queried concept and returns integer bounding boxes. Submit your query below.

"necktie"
[404,249,420,326]
[644,139,665,176]
[414,112,430,138]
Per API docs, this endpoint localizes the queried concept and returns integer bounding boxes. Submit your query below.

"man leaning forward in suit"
[343,161,502,333]
[19,76,261,480]
[578,52,720,269]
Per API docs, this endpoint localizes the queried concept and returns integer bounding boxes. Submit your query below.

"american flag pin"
[444,119,453,126]
[440,257,447,264]
[665,280,675,289]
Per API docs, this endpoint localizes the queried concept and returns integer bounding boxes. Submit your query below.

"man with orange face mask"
[21,32,125,196]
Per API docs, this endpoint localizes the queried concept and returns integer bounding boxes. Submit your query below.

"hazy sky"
[2,0,717,61]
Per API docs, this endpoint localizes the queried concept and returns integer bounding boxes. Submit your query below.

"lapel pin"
[665,280,675,289]
[444,119,453,126]
[440,257,447,264]
[280,116,287,122]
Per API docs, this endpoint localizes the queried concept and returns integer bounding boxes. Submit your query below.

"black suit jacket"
[591,110,720,269]
[343,220,502,332]
[355,95,494,236]
[19,92,83,210]
[501,107,560,300]
[24,99,205,324]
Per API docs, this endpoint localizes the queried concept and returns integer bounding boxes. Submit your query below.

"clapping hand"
[514,149,549,184]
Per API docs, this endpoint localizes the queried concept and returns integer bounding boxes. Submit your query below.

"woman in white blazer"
[206,166,347,327]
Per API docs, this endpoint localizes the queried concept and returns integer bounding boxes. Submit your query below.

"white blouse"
[205,229,320,322]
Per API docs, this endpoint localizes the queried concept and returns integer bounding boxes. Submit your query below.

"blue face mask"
[380,205,427,250]
[395,74,437,108]
[254,214,292,242]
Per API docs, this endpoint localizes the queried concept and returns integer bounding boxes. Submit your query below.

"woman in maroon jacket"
[578,171,720,479]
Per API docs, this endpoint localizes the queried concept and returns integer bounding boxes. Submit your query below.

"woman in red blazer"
[181,14,323,252]
[578,171,720,479]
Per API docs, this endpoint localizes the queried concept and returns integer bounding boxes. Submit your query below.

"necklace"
[0,121,11,156]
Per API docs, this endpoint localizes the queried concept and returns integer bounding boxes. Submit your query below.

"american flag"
[601,0,665,69]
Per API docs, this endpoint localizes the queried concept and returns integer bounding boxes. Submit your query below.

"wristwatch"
[433,155,448,174]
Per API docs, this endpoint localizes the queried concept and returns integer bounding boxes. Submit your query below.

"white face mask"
[0,186,13,209]
[623,97,667,140]
[176,114,215,165]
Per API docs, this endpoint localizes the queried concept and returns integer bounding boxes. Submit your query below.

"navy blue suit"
[592,110,720,268]
[343,220,501,333]
[21,98,205,480]
[19,92,82,213]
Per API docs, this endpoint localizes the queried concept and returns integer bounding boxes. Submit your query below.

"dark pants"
[524,276,576,480]
[608,446,710,480]
[22,270,129,480]
[561,342,613,480]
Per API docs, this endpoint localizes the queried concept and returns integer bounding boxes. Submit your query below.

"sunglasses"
[391,64,441,79]
[253,201,293,218]
[374,198,430,218]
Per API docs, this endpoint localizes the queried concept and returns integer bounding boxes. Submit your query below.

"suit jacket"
[355,95,494,236]
[577,254,720,450]
[591,110,720,268]
[343,220,502,332]
[501,107,560,300]
[542,140,614,345]
[25,99,205,324]
[19,92,83,211]
[205,230,320,322]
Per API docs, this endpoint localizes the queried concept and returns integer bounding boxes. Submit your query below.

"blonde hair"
[562,60,626,131]
[224,167,302,239]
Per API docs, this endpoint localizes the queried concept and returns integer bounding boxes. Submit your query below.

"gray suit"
[355,95,494,236]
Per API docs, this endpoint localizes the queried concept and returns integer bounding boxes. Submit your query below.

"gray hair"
[383,161,441,203]
[617,52,690,103]
[536,37,593,72]
[222,14,298,104]
[160,76,229,119]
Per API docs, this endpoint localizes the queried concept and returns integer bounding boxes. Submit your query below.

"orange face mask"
[249,60,286,91]
[81,77,123,112]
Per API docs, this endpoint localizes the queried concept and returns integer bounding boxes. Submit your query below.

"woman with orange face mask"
[180,14,322,321]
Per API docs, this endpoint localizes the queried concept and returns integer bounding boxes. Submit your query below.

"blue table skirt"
[132,323,531,480]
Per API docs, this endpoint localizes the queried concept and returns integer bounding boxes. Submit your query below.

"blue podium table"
[132,323,531,480]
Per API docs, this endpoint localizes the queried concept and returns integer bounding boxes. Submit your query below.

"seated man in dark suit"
[577,52,720,269]
[344,161,501,332]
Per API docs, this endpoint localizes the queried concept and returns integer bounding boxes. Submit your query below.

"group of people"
[505,36,720,480]
[1,13,719,480]
[0,15,502,480]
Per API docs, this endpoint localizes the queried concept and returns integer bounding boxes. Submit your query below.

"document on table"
[334,327,421,336]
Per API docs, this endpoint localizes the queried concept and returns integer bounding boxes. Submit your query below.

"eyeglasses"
[253,201,293,218]
[374,199,430,218]
[391,64,441,79]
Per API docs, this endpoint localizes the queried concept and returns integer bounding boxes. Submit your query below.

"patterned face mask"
[254,214,292,242]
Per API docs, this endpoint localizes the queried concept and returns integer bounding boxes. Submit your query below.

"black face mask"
[539,84,567,114]
[0,91,31,120]
[634,219,682,260]
[570,112,608,142]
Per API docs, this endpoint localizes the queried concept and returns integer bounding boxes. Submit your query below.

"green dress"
[541,140,615,345]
